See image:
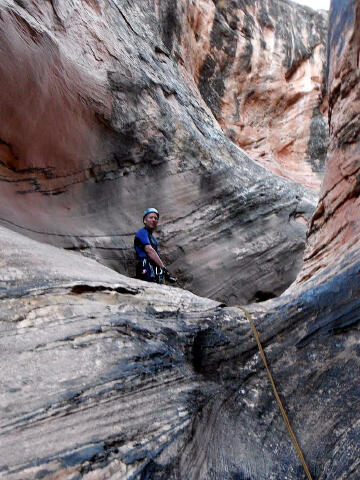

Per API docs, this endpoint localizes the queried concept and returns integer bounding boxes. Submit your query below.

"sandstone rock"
[181,0,329,190]
[0,0,360,480]
[299,0,360,284]
[0,222,359,479]
[0,0,316,305]
[1,1,359,478]
[0,225,219,479]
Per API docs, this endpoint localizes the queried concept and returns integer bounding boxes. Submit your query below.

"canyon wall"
[0,0,319,305]
[299,0,360,283]
[0,1,359,479]
[179,0,329,189]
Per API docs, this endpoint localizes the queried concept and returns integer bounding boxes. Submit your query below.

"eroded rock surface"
[298,0,360,285]
[1,1,359,479]
[0,222,359,479]
[0,0,317,305]
[181,0,329,189]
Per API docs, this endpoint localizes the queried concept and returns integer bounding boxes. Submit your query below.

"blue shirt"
[134,227,159,260]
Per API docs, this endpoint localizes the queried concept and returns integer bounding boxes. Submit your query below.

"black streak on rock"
[295,262,360,347]
[307,106,328,175]
[198,4,239,118]
[159,0,181,53]
[70,284,139,295]
[192,327,230,376]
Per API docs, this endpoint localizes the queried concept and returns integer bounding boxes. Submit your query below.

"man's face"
[144,213,159,230]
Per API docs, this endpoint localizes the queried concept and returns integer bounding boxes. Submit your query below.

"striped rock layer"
[0,1,359,479]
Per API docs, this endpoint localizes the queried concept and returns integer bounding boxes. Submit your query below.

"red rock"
[180,0,329,190]
[299,0,360,283]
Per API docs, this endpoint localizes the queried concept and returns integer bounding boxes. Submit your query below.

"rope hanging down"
[238,306,313,480]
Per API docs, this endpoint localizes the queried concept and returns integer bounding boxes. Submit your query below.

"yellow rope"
[237,306,313,480]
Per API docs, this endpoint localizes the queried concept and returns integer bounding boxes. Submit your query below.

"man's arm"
[144,244,165,269]
[144,245,177,283]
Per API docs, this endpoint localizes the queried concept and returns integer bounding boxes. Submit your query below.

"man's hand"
[163,268,177,284]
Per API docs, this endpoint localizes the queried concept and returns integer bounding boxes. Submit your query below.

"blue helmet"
[143,207,159,220]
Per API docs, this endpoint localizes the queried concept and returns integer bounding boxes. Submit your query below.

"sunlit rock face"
[0,0,317,305]
[299,0,360,283]
[181,0,329,190]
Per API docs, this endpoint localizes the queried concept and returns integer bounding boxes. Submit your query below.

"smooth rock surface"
[0,0,317,305]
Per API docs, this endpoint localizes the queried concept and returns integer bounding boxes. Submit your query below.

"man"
[134,207,177,284]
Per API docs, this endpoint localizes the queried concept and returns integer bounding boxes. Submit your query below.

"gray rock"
[0,221,358,479]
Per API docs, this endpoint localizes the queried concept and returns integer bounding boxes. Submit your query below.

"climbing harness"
[137,258,163,283]
[238,306,314,480]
